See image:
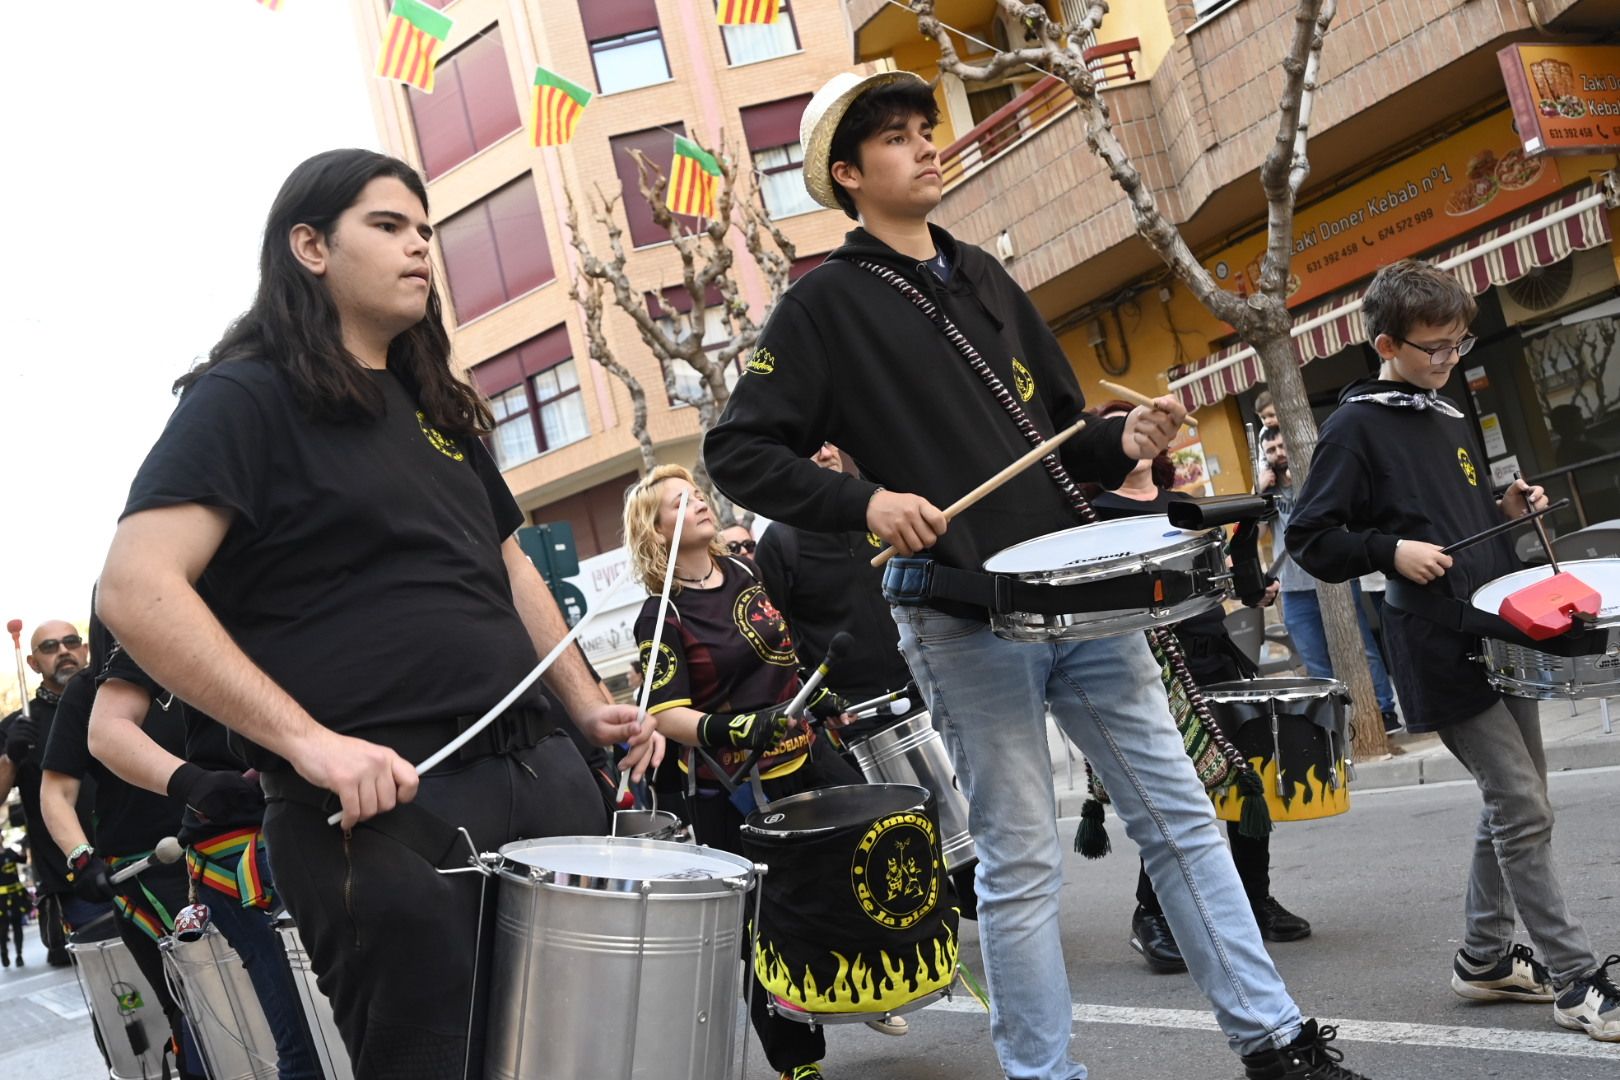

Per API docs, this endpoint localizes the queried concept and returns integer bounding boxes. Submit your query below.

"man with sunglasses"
[0,620,104,966]
[719,524,757,560]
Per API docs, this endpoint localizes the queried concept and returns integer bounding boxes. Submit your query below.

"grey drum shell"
[982,521,1230,642]
[1471,559,1620,700]
[273,916,355,1080]
[483,836,755,1080]
[850,713,976,872]
[160,924,280,1080]
[68,927,170,1080]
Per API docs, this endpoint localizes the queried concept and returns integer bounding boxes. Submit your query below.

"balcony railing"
[937,39,1140,191]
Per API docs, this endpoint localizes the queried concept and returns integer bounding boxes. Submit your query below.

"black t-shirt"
[41,671,185,859]
[635,557,809,777]
[3,691,94,896]
[120,360,539,757]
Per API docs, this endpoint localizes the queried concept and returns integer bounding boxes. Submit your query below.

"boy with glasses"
[1288,258,1618,1043]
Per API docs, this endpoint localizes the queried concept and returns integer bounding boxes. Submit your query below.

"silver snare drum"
[1470,559,1620,699]
[981,517,1229,642]
[849,712,975,872]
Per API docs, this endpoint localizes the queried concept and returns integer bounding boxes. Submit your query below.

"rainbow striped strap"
[105,851,176,943]
[187,828,273,910]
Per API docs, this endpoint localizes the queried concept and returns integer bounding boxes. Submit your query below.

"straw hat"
[799,69,930,211]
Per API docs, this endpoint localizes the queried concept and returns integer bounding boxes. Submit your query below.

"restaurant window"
[581,0,671,94]
[610,124,686,247]
[741,96,817,219]
[438,177,554,323]
[719,0,799,66]
[405,26,520,179]
[471,327,590,468]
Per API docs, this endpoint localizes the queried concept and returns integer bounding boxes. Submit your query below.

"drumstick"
[870,419,1088,569]
[1440,498,1568,555]
[618,488,689,806]
[1096,380,1197,432]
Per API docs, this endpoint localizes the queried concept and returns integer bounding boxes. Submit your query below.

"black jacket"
[706,226,1133,594]
[1285,377,1518,729]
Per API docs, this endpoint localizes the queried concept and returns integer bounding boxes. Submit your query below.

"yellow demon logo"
[1011,358,1035,402]
[1456,447,1478,487]
[417,411,465,461]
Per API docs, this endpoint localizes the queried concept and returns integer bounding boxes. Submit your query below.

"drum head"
[1470,559,1620,623]
[1202,677,1345,703]
[983,517,1207,574]
[742,784,930,838]
[498,835,751,893]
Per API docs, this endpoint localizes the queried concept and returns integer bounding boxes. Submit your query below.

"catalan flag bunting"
[376,0,454,94]
[717,0,781,24]
[666,136,723,219]
[531,67,593,147]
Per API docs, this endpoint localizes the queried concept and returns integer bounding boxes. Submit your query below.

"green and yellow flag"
[717,0,781,24]
[530,67,592,147]
[665,137,722,219]
[375,0,454,94]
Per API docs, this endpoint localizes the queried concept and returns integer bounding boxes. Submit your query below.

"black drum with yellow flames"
[1207,677,1352,824]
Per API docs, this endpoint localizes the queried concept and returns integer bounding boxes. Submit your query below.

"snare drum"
[848,714,975,873]
[981,517,1229,642]
[159,924,279,1080]
[484,836,755,1080]
[68,920,170,1080]
[1471,559,1620,700]
[740,784,958,1024]
[612,808,691,844]
[1205,678,1352,824]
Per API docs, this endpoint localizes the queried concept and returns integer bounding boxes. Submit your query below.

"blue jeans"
[1281,585,1397,714]
[894,608,1302,1080]
[200,867,322,1079]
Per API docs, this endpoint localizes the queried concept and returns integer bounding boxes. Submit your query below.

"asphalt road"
[3,767,1616,1079]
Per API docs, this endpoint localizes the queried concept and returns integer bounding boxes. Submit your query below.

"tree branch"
[1258,0,1334,302]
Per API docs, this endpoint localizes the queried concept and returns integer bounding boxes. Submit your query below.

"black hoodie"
[705,226,1133,603]
[1285,376,1519,729]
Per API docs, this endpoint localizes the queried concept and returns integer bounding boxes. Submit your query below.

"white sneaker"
[863,1015,908,1036]
[1553,955,1620,1042]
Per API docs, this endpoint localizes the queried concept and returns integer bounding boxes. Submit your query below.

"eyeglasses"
[727,539,757,555]
[36,635,84,655]
[1396,335,1477,364]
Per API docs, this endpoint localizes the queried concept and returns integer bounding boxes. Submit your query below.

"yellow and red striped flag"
[717,0,781,24]
[665,137,722,219]
[375,0,454,94]
[530,67,593,147]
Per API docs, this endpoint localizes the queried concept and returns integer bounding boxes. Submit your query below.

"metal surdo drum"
[740,784,958,1025]
[611,808,691,843]
[849,714,976,873]
[1470,559,1620,699]
[159,924,279,1080]
[981,517,1229,642]
[1205,678,1352,824]
[67,919,170,1080]
[273,915,355,1080]
[484,835,755,1080]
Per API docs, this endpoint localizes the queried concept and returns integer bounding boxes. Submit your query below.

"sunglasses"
[36,635,85,655]
[727,539,757,555]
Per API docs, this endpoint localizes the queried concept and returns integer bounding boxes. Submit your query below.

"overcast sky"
[2,1,379,672]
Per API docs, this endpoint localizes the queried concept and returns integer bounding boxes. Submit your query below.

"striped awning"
[1167,184,1614,412]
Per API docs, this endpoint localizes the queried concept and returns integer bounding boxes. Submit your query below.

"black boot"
[1242,1019,1370,1079]
[1257,896,1312,942]
[1129,905,1186,973]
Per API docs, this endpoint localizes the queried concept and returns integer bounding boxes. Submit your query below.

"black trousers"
[0,912,21,962]
[1136,821,1271,915]
[680,737,864,1073]
[263,732,607,1080]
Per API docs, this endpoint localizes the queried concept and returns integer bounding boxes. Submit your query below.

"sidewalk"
[1046,694,1618,819]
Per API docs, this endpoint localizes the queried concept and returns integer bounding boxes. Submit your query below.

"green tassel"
[955,960,990,1012]
[1074,797,1111,859]
[1236,768,1273,839]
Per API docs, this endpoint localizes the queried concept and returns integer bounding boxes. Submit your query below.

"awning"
[1167,183,1615,412]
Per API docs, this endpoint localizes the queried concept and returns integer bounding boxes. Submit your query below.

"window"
[647,285,737,402]
[471,327,590,468]
[719,0,799,66]
[581,0,671,94]
[741,96,816,219]
[610,124,686,247]
[438,177,554,323]
[406,27,521,179]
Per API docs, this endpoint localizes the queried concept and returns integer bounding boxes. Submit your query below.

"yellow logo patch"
[851,810,941,930]
[866,531,884,549]
[1456,447,1477,487]
[639,641,679,691]
[417,411,465,461]
[747,347,776,375]
[1012,359,1035,402]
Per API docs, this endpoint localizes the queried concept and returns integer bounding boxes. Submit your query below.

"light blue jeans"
[1281,585,1397,715]
[894,607,1303,1080]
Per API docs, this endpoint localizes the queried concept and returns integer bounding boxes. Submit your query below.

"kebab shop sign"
[1205,110,1559,311]
[1499,44,1620,156]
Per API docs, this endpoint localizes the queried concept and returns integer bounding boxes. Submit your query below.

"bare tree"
[566,135,797,524]
[907,0,1391,754]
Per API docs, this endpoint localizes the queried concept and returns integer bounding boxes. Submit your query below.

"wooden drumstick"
[870,418,1088,568]
[1097,380,1197,432]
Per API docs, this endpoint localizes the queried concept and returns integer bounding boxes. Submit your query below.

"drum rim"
[495,834,754,893]
[1201,676,1347,703]
[983,517,1219,577]
[739,783,932,839]
[1469,558,1620,622]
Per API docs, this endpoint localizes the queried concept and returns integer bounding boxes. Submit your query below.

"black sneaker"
[1381,710,1402,734]
[1258,897,1312,942]
[1129,905,1186,973]
[1450,943,1554,1002]
[1553,954,1620,1042]
[1242,1019,1370,1079]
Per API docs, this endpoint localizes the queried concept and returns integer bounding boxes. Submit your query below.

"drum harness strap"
[856,262,1273,847]
[1385,578,1604,656]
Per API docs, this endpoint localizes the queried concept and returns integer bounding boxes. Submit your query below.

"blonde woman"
[624,465,884,1080]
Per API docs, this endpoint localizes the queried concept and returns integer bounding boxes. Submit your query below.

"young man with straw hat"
[706,70,1373,1080]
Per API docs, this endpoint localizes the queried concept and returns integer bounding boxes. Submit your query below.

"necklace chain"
[673,559,715,585]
